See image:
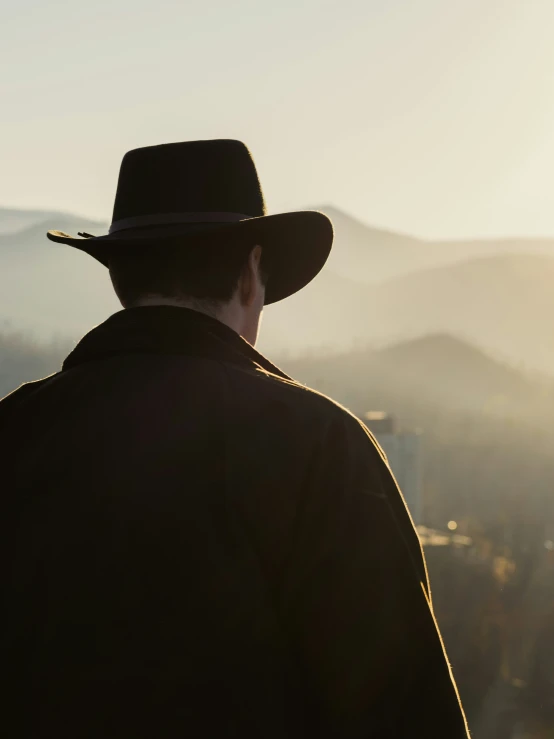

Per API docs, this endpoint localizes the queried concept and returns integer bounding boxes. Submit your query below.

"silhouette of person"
[0,140,469,737]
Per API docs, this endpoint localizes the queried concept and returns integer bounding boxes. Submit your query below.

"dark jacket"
[0,306,468,738]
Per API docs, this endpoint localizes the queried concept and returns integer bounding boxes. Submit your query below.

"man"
[0,140,468,737]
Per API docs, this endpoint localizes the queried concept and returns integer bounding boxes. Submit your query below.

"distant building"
[362,411,424,524]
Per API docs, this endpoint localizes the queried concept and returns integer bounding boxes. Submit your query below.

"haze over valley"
[3,204,554,376]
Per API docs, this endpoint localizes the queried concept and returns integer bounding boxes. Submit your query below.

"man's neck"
[128,296,242,338]
[130,295,219,319]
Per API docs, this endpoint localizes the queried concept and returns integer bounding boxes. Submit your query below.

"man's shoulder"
[235,361,343,413]
[229,361,383,452]
[0,373,59,407]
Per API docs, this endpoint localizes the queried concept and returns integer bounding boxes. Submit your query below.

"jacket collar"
[63,306,292,381]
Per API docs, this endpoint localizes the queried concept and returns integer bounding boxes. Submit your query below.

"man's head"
[108,240,267,346]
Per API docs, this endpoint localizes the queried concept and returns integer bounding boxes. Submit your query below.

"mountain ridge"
[4,205,554,374]
[315,205,554,283]
[259,251,554,373]
[280,331,554,425]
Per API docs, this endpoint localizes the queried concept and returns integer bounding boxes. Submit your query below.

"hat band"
[109,211,253,234]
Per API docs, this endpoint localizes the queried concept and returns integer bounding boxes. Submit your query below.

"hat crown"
[111,139,267,225]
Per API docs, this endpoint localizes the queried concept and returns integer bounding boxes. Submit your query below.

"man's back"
[1,307,469,737]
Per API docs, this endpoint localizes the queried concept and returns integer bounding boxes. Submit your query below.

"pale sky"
[2,0,554,239]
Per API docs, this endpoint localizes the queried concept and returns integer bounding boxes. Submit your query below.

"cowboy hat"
[47,139,333,305]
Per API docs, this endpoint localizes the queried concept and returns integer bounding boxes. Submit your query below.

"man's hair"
[109,240,268,307]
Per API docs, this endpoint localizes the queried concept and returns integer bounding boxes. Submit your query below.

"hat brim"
[47,211,333,305]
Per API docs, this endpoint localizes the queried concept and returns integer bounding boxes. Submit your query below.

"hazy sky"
[2,0,554,239]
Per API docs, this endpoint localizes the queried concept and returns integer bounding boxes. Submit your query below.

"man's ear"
[239,246,263,307]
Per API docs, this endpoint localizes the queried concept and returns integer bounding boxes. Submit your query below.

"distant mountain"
[0,208,68,235]
[318,206,429,282]
[316,205,554,283]
[0,330,70,399]
[259,253,554,374]
[3,325,550,430]
[0,206,106,237]
[279,333,554,423]
[280,332,554,531]
[0,212,117,339]
[5,205,554,374]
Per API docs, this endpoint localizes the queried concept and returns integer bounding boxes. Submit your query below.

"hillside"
[3,327,549,430]
[0,207,86,235]
[5,207,554,373]
[260,253,554,373]
[280,333,554,536]
[0,207,106,238]
[318,205,554,283]
[0,331,70,398]
[0,210,117,338]
[318,206,427,282]
[280,333,554,423]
